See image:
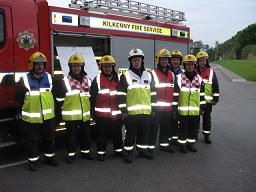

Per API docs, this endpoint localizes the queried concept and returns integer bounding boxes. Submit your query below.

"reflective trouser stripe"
[187,139,196,143]
[178,140,187,144]
[148,146,155,149]
[203,130,210,134]
[81,150,90,154]
[98,151,106,155]
[136,144,148,149]
[68,152,76,156]
[28,156,39,162]
[124,146,133,151]
[159,143,169,147]
[44,153,55,157]
[114,149,122,152]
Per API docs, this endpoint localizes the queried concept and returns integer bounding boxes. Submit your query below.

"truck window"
[0,11,4,48]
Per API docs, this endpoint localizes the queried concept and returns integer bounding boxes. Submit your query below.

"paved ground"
[0,65,256,192]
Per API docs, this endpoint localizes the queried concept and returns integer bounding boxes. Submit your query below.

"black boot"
[97,154,105,161]
[139,150,154,160]
[81,152,95,160]
[124,150,134,163]
[204,135,212,144]
[159,145,174,153]
[45,157,59,167]
[147,149,155,160]
[28,160,39,171]
[179,144,187,153]
[113,151,123,157]
[171,139,179,147]
[66,155,76,164]
[187,143,197,152]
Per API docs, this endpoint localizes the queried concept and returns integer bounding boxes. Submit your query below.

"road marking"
[0,160,27,169]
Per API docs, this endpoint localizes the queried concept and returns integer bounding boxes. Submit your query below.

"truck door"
[0,5,15,109]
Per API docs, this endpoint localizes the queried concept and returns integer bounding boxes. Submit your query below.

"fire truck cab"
[0,0,190,147]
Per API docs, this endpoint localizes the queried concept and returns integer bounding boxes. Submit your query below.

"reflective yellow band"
[127,105,151,111]
[124,146,134,150]
[178,106,200,111]
[22,111,41,118]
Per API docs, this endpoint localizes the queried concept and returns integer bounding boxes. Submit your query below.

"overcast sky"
[47,0,256,47]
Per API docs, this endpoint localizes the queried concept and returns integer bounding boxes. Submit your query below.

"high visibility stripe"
[127,105,151,111]
[64,77,72,92]
[213,93,219,96]
[83,111,90,116]
[56,98,65,101]
[172,102,178,105]
[187,139,196,143]
[68,152,76,156]
[22,111,41,118]
[110,91,118,96]
[28,156,39,162]
[80,92,90,97]
[26,91,40,96]
[97,151,106,155]
[44,153,55,157]
[98,89,110,94]
[128,84,150,89]
[148,146,155,149]
[203,130,210,134]
[95,108,111,112]
[178,140,187,144]
[40,88,50,92]
[96,74,101,90]
[205,96,213,100]
[118,104,127,108]
[200,101,206,104]
[157,101,171,107]
[173,93,179,96]
[23,74,31,91]
[42,109,53,115]
[200,93,205,96]
[172,136,178,139]
[124,146,133,150]
[180,87,200,92]
[151,70,159,84]
[160,143,169,147]
[151,92,157,96]
[47,73,53,89]
[117,92,126,96]
[114,149,123,152]
[66,90,80,96]
[62,110,82,115]
[81,150,90,154]
[155,83,174,88]
[112,110,122,115]
[178,106,200,111]
[136,144,148,149]
[151,103,157,107]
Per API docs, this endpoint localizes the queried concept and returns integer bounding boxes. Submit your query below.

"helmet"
[171,50,183,58]
[28,51,47,70]
[99,55,116,65]
[183,54,197,63]
[156,49,171,64]
[196,51,209,59]
[68,54,85,65]
[128,48,144,61]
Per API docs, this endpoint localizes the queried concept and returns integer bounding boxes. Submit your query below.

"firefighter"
[90,55,123,161]
[16,51,58,171]
[117,48,156,163]
[196,51,219,144]
[54,54,94,164]
[177,55,206,153]
[169,50,183,145]
[148,49,179,156]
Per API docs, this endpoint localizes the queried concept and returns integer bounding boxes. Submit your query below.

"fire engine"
[0,0,190,147]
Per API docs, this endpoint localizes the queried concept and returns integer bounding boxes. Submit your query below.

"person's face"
[198,58,207,68]
[171,58,181,69]
[102,63,113,75]
[184,62,195,73]
[33,62,45,74]
[159,57,169,67]
[131,57,142,70]
[71,64,82,75]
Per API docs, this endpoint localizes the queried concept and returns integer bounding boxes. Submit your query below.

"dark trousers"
[124,115,151,152]
[178,116,198,144]
[148,111,173,148]
[202,103,212,135]
[22,118,56,162]
[96,117,123,154]
[65,120,91,156]
[170,115,179,141]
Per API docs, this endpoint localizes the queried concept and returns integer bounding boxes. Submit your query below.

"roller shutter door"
[155,40,188,56]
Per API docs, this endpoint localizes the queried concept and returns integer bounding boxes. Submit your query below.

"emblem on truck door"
[16,31,36,51]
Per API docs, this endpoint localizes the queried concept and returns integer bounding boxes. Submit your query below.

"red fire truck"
[0,0,190,147]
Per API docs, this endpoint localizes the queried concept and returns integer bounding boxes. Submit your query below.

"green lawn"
[214,60,256,81]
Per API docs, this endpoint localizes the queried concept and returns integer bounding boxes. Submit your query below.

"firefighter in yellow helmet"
[195,51,219,144]
[16,51,58,171]
[53,54,94,163]
[148,49,179,157]
[90,55,123,161]
[176,55,206,153]
[171,50,183,75]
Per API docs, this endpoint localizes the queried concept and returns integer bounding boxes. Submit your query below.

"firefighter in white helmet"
[148,49,179,157]
[195,51,219,144]
[90,55,123,161]
[16,51,58,171]
[177,55,206,153]
[53,54,94,163]
[117,48,157,163]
